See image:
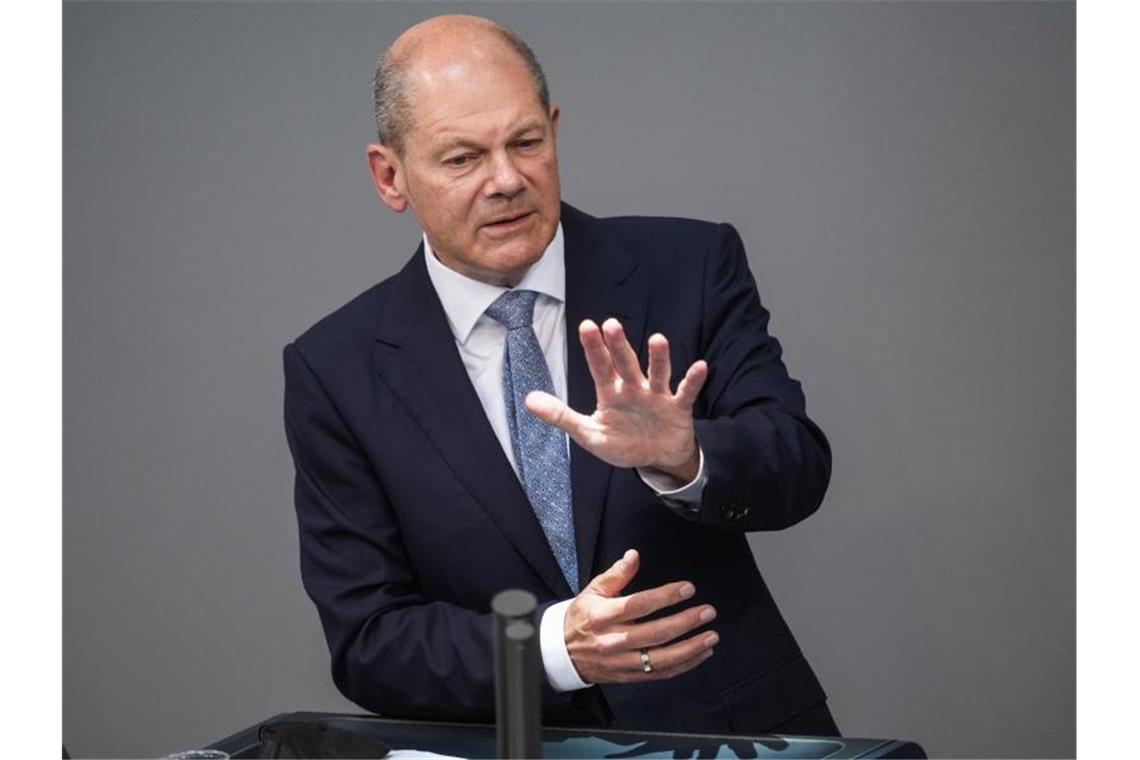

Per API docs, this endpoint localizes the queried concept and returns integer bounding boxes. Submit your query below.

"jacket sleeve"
[689,223,832,531]
[282,342,591,723]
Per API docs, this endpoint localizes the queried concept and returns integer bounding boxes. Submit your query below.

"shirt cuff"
[540,598,591,692]
[636,446,708,506]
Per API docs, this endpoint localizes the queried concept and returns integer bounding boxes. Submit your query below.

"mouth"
[482,210,535,231]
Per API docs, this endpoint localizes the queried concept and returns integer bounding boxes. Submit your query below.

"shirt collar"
[423,223,566,344]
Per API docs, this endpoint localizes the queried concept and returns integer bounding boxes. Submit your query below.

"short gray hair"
[372,23,551,155]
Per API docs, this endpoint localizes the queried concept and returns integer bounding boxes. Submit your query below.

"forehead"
[403,52,546,148]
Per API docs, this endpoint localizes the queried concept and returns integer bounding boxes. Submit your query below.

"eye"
[514,138,541,149]
[444,153,475,168]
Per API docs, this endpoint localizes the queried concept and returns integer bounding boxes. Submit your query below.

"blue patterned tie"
[485,289,579,593]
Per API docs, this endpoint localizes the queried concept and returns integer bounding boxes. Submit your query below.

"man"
[283,14,837,736]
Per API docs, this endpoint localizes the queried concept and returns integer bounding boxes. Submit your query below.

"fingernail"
[679,583,696,599]
[700,606,716,623]
[705,633,719,647]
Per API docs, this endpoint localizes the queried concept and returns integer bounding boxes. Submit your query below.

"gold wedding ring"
[640,648,653,673]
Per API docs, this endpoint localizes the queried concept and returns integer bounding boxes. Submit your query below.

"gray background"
[63,2,1074,757]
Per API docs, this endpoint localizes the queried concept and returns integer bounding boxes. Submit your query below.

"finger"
[640,643,717,682]
[646,334,671,394]
[587,641,716,685]
[525,391,590,437]
[622,604,717,651]
[609,580,696,623]
[674,360,708,408]
[586,549,640,599]
[578,320,617,388]
[633,630,719,679]
[601,318,645,385]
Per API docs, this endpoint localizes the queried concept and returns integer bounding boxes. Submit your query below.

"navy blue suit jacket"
[283,202,832,734]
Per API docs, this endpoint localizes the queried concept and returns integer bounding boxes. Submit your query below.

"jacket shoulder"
[600,213,721,237]
[287,270,401,362]
[597,213,731,267]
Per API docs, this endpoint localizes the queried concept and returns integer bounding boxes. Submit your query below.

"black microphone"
[492,589,542,758]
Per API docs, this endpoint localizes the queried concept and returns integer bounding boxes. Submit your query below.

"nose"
[483,150,525,198]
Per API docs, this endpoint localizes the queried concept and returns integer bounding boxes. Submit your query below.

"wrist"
[545,599,591,691]
[651,441,700,485]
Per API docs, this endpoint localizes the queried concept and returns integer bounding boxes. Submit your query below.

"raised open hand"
[525,318,707,484]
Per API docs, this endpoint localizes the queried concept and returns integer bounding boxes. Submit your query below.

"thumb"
[587,549,639,598]
[525,391,586,437]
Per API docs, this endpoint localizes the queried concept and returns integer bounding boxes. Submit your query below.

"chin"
[493,251,544,281]
[491,237,547,269]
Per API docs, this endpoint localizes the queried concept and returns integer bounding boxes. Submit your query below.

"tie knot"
[485,289,540,330]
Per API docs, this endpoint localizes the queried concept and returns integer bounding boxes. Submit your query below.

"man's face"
[375,51,562,286]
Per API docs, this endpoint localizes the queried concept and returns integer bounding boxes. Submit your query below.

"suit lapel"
[373,249,573,598]
[561,204,649,588]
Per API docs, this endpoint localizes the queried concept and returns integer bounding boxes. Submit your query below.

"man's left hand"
[525,318,707,485]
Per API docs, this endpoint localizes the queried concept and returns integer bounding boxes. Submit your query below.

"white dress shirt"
[422,223,707,692]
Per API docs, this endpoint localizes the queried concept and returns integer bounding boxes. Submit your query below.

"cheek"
[530,158,561,196]
[423,182,479,228]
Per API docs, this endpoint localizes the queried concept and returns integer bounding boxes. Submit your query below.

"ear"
[366,143,409,213]
[548,104,561,139]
